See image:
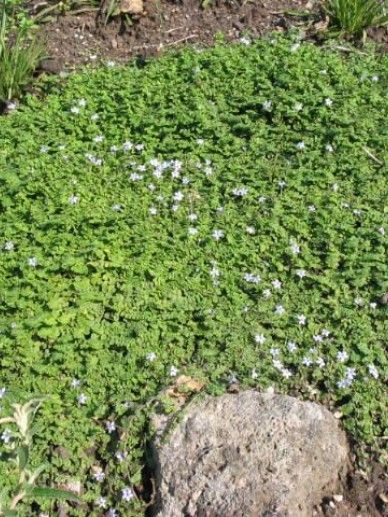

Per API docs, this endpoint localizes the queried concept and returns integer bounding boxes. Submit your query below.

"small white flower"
[173,191,184,202]
[212,229,224,241]
[273,359,283,370]
[297,314,306,325]
[0,387,6,398]
[258,195,267,203]
[371,75,379,82]
[171,204,180,212]
[296,269,306,279]
[93,135,105,143]
[354,297,364,306]
[78,98,87,107]
[28,257,38,267]
[262,289,271,298]
[251,369,258,380]
[308,205,316,212]
[94,471,105,482]
[332,183,339,192]
[287,341,298,352]
[188,213,198,222]
[302,357,313,366]
[4,241,14,251]
[78,393,87,405]
[321,329,330,337]
[262,100,272,112]
[182,177,190,185]
[345,367,356,380]
[69,194,79,205]
[40,145,49,154]
[112,204,123,212]
[146,352,156,362]
[290,42,300,52]
[290,242,300,255]
[232,187,249,197]
[270,347,280,357]
[368,364,379,379]
[254,334,266,345]
[188,227,198,236]
[115,451,126,462]
[123,141,133,151]
[196,138,204,145]
[293,102,303,112]
[169,366,178,377]
[353,209,362,216]
[325,144,334,153]
[122,487,135,502]
[71,378,81,388]
[2,429,12,444]
[246,226,255,235]
[324,98,333,107]
[278,180,287,189]
[244,273,261,284]
[337,379,350,389]
[313,334,323,343]
[320,69,328,75]
[106,60,116,67]
[369,302,377,310]
[110,145,118,153]
[106,510,117,517]
[275,304,285,315]
[239,37,251,45]
[96,497,107,509]
[149,207,158,216]
[210,265,220,281]
[281,368,292,379]
[296,141,306,150]
[130,173,143,181]
[91,113,99,121]
[378,227,385,235]
[106,421,116,433]
[316,357,325,368]
[70,106,80,114]
[272,279,282,290]
[337,350,348,363]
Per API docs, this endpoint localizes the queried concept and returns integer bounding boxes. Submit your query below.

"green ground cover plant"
[0,34,387,515]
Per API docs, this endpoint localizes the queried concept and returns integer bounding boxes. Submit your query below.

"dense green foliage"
[0,35,387,515]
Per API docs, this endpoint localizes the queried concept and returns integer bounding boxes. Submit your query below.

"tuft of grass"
[0,35,44,102]
[0,35,387,514]
[0,0,44,103]
[326,0,388,38]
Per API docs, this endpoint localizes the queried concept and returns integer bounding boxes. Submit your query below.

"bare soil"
[32,0,387,73]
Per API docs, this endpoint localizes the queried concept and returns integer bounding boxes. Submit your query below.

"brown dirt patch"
[34,0,312,70]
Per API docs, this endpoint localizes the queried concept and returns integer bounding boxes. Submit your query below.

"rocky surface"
[152,391,349,517]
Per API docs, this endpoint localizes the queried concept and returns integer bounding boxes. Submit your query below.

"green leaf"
[28,487,81,503]
[17,446,29,470]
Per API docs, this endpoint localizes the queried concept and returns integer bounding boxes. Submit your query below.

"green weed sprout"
[0,397,80,515]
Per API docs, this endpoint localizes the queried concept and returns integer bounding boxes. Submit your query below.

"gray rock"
[152,391,349,517]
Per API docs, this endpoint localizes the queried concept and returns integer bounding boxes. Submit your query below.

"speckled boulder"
[152,391,349,517]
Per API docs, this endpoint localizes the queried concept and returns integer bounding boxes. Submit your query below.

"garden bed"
[0,33,387,515]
